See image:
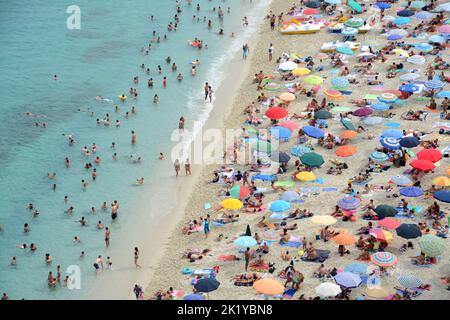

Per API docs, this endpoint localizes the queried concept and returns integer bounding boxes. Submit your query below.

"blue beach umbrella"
[397,9,414,17]
[415,11,433,20]
[281,191,301,202]
[381,129,403,140]
[184,294,206,300]
[399,83,419,93]
[391,174,412,186]
[234,236,257,247]
[270,200,291,212]
[291,145,313,156]
[331,77,349,88]
[425,79,445,90]
[437,91,450,98]
[393,17,411,25]
[399,186,424,197]
[305,1,321,8]
[364,116,383,125]
[345,263,368,274]
[434,190,450,203]
[387,34,403,40]
[414,43,433,52]
[303,126,325,139]
[371,102,390,111]
[429,35,446,44]
[375,2,391,10]
[325,0,341,4]
[270,126,292,140]
[270,212,288,221]
[334,272,362,288]
[370,151,389,162]
[438,2,450,12]
[251,174,277,182]
[338,196,361,210]
[399,136,420,148]
[336,46,354,55]
[380,137,400,150]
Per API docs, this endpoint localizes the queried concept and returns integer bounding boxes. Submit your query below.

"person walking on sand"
[185,158,191,175]
[268,43,274,61]
[244,247,251,272]
[134,247,142,268]
[203,215,210,239]
[174,159,181,177]
[131,130,137,145]
[242,44,249,60]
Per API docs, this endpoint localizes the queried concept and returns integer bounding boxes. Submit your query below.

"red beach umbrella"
[379,217,401,230]
[410,159,435,171]
[304,8,319,15]
[417,149,443,163]
[265,107,288,120]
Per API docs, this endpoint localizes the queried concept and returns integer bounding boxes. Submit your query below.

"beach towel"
[301,249,331,263]
[282,288,297,299]
[339,90,352,95]
[314,178,325,184]
[363,94,379,100]
[281,241,302,248]
[384,122,401,127]
[322,187,338,192]
[204,203,211,210]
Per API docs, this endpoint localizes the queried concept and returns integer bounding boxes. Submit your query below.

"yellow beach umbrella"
[393,48,409,57]
[296,171,317,181]
[279,92,296,102]
[292,67,311,76]
[432,176,450,187]
[220,198,243,210]
[311,215,337,226]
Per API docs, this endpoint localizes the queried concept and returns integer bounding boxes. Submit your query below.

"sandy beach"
[143,0,450,300]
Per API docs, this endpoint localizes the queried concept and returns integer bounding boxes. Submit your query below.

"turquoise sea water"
[0,0,269,299]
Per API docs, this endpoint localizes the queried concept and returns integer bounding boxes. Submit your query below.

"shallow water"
[0,0,270,299]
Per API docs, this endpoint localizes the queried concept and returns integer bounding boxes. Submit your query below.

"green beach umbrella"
[304,75,324,85]
[332,106,352,113]
[252,141,274,153]
[341,118,356,131]
[348,0,362,13]
[345,18,364,28]
[314,110,332,119]
[419,234,445,257]
[274,180,296,189]
[374,205,397,218]
[300,152,324,167]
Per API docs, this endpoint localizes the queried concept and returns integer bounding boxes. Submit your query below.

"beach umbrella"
[374,2,391,10]
[381,129,403,140]
[399,83,420,93]
[364,116,383,125]
[332,233,356,245]
[348,0,362,13]
[437,91,450,98]
[336,46,354,56]
[260,230,279,241]
[269,151,291,163]
[393,17,411,25]
[264,82,281,91]
[419,234,445,257]
[332,106,352,113]
[302,126,325,139]
[336,145,357,157]
[378,92,398,104]
[270,126,292,140]
[417,148,442,163]
[399,186,423,197]
[345,18,364,28]
[353,107,373,117]
[279,92,296,102]
[230,185,251,199]
[439,25,450,34]
[414,43,433,52]
[391,174,412,186]
[397,9,414,17]
[300,152,324,167]
[374,205,397,218]
[345,263,368,274]
[304,3,320,10]
[341,28,359,37]
[380,137,400,150]
[279,120,300,131]
[274,180,295,189]
[425,79,445,90]
[399,136,420,148]
[341,118,356,131]
[296,171,317,181]
[340,130,358,140]
[184,294,205,300]
[366,287,389,298]
[369,228,394,242]
[399,73,420,81]
[389,29,409,36]
[432,176,450,187]
[434,190,450,203]
[292,67,311,76]
[438,2,450,12]
[252,141,274,153]
[387,33,403,40]
[398,274,423,289]
[338,196,361,210]
[304,75,323,85]
[253,279,284,295]
[269,200,291,212]
[379,217,401,230]
[410,1,425,9]
[280,191,301,202]
[325,0,341,4]
[265,107,288,120]
[324,89,343,100]
[315,282,342,298]
[371,252,398,267]
[194,278,220,293]
[279,61,298,71]
[311,215,337,226]
[415,11,433,20]
[371,102,390,111]
[396,223,421,239]
[334,272,361,288]
[370,151,389,162]
[407,55,426,65]
[290,145,312,157]
[234,236,257,247]
[410,159,435,171]
[221,198,243,210]
[314,110,332,119]
[331,77,349,88]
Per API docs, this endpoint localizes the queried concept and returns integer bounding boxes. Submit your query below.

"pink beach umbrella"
[439,25,450,34]
[279,120,300,131]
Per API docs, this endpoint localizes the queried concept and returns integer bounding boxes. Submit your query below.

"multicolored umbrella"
[230,185,251,199]
[380,137,400,150]
[338,196,361,210]
[334,272,362,288]
[399,83,419,93]
[396,223,421,239]
[369,228,394,242]
[371,252,398,267]
[419,234,445,257]
[370,151,389,162]
[300,152,324,167]
[425,79,445,90]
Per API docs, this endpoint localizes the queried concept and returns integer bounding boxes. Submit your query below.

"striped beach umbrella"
[380,137,400,150]
[396,223,421,239]
[377,92,398,103]
[345,18,364,28]
[371,252,398,267]
[334,272,362,288]
[425,79,445,90]
[341,28,358,37]
[399,72,420,81]
[370,151,389,162]
[419,234,445,257]
[381,129,403,139]
[391,174,413,186]
[338,196,361,210]
[398,274,423,288]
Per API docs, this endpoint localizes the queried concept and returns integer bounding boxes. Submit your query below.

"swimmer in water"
[54,75,58,81]
[136,177,145,185]
[153,94,159,103]
[159,152,165,160]
[177,73,183,81]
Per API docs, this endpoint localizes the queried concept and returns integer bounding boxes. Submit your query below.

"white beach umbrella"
[407,55,426,65]
[315,282,342,298]
[279,61,298,71]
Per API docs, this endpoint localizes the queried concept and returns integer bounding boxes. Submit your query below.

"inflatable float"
[118,94,127,102]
